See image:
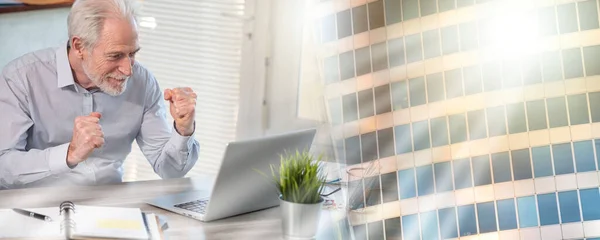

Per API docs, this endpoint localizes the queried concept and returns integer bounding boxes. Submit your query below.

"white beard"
[82,60,129,96]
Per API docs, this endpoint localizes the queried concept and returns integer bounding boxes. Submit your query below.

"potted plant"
[262,150,327,239]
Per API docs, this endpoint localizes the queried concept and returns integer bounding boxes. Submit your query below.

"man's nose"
[118,57,133,76]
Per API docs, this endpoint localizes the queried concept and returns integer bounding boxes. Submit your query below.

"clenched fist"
[164,87,197,136]
[66,112,104,167]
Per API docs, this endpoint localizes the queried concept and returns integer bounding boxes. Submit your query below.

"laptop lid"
[202,128,317,221]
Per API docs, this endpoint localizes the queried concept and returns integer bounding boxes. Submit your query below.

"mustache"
[105,73,128,80]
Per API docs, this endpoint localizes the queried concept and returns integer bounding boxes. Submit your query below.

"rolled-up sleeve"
[0,70,71,188]
[135,73,200,178]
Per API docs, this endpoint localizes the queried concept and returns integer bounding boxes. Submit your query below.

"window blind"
[122,0,246,181]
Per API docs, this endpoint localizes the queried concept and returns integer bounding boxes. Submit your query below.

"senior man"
[0,0,200,189]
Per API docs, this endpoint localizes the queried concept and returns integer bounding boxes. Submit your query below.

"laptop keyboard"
[174,199,209,214]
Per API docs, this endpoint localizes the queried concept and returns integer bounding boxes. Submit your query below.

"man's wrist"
[65,144,78,169]
[48,143,74,174]
[175,122,195,136]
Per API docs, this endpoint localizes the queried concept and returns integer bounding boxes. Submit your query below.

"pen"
[12,208,53,222]
[325,178,341,184]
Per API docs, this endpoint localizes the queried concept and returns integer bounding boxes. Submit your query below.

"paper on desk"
[155,213,169,231]
[0,205,148,239]
[0,207,62,239]
[71,205,148,240]
[143,213,162,240]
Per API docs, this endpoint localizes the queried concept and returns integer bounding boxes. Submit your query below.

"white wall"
[257,0,337,162]
[0,8,69,69]
[262,0,322,135]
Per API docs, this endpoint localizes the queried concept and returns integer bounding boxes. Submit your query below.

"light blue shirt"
[0,43,200,189]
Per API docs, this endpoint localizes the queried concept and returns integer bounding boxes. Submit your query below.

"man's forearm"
[151,133,200,179]
[0,143,71,188]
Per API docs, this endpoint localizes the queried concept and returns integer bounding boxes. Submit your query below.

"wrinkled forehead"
[96,17,139,51]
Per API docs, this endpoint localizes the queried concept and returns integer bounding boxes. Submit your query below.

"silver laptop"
[146,128,317,222]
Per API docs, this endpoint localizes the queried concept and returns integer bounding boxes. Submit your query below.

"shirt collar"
[56,42,76,89]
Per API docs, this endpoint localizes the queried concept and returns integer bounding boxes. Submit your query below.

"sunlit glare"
[139,17,157,29]
[488,13,538,59]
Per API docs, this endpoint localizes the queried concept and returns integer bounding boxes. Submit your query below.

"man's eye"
[109,54,122,59]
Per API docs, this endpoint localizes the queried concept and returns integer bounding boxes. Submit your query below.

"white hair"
[67,0,139,49]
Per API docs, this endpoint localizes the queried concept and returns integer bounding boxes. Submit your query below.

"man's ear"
[70,37,85,59]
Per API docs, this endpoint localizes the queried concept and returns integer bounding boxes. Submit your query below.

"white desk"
[0,175,352,240]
